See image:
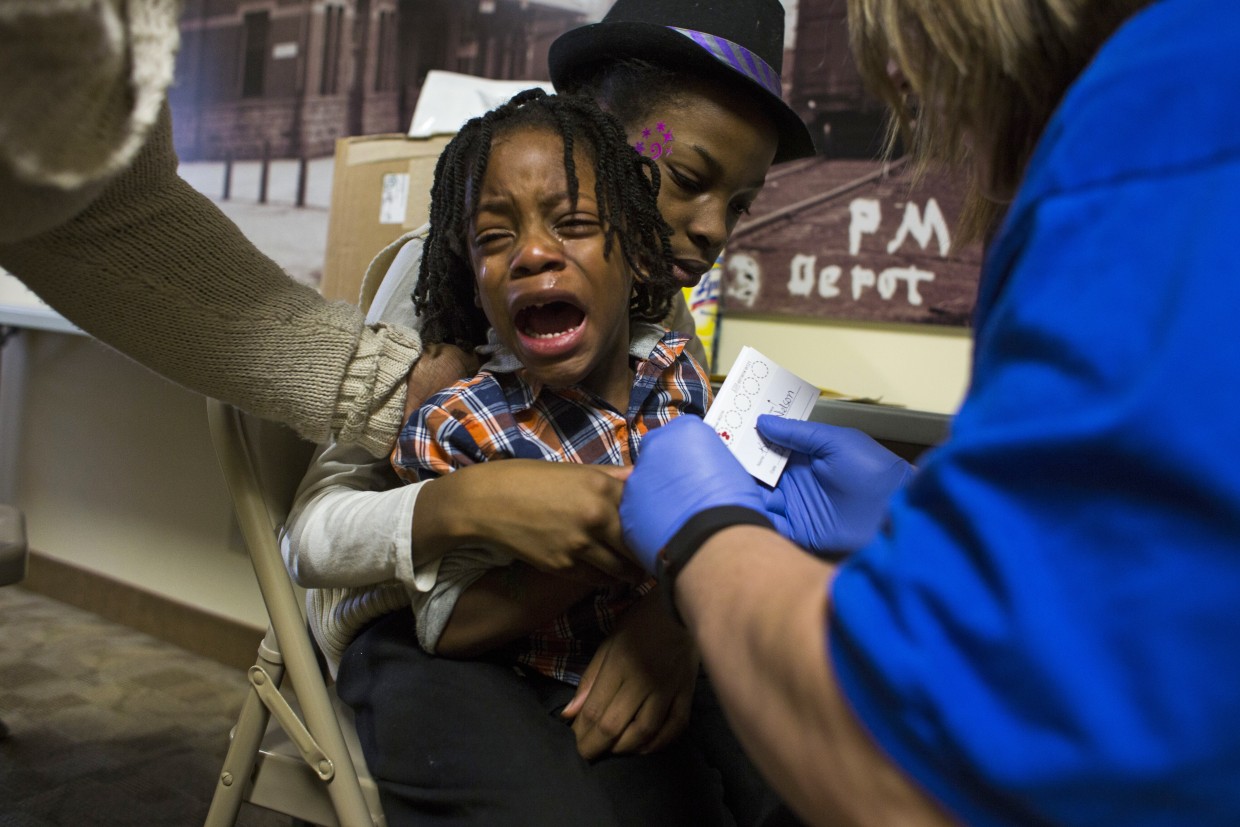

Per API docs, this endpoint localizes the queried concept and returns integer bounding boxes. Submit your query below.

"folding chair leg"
[204,639,285,827]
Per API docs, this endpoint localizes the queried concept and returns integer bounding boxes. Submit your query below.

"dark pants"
[336,610,800,827]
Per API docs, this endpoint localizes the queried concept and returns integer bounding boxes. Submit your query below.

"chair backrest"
[206,400,318,648]
[231,408,317,532]
[204,399,383,827]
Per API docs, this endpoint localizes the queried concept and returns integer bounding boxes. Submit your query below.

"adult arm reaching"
[0,105,421,455]
[618,416,954,827]
[0,3,421,454]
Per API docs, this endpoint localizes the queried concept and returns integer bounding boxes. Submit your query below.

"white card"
[704,347,820,486]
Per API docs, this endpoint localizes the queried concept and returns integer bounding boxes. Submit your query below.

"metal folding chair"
[203,399,384,827]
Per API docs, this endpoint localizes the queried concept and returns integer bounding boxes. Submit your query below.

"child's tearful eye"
[516,301,585,338]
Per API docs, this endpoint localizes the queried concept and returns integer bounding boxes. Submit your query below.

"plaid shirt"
[392,323,711,684]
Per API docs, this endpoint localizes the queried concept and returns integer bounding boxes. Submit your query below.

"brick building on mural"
[785,0,890,158]
[169,0,589,161]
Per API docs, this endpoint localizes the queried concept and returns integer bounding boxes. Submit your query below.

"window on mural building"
[241,11,269,98]
[375,10,397,92]
[321,5,345,95]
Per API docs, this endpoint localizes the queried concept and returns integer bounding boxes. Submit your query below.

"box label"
[379,173,410,225]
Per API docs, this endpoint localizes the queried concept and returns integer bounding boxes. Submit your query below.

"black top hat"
[549,0,815,164]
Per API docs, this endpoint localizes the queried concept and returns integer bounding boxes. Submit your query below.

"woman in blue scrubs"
[619,0,1240,824]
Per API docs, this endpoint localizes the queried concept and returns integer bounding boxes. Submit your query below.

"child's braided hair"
[413,88,676,349]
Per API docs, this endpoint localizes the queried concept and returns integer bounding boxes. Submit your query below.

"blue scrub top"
[830,0,1240,823]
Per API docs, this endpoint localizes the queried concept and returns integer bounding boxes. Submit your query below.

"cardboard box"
[321,133,452,304]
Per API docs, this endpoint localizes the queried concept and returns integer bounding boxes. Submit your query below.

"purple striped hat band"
[668,26,782,98]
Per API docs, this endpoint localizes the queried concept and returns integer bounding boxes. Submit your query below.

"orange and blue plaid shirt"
[392,323,712,684]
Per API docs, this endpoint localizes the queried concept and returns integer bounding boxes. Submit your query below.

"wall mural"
[170,0,980,328]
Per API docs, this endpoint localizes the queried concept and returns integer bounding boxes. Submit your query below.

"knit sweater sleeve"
[0,0,180,241]
[0,104,421,456]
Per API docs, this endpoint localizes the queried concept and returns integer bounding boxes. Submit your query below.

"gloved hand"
[620,416,768,574]
[756,416,914,555]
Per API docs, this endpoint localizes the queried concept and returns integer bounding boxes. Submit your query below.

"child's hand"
[560,590,698,760]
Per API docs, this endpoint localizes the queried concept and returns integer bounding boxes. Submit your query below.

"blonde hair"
[848,0,1153,244]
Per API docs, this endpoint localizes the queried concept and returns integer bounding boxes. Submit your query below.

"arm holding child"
[396,373,700,759]
[392,381,641,655]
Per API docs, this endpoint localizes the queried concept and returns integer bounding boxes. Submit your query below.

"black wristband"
[655,506,774,625]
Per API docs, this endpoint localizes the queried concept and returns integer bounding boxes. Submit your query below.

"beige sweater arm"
[0,106,421,456]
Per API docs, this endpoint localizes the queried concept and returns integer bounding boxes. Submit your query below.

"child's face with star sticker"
[623,78,777,289]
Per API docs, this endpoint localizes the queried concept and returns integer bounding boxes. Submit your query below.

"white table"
[0,273,81,503]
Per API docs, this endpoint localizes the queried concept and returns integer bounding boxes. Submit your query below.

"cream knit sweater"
[0,0,420,455]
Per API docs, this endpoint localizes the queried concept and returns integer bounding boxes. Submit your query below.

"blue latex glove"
[620,416,768,574]
[756,415,914,555]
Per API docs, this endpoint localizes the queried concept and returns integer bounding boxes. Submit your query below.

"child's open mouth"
[515,301,585,341]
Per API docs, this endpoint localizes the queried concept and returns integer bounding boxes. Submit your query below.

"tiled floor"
[0,587,288,826]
